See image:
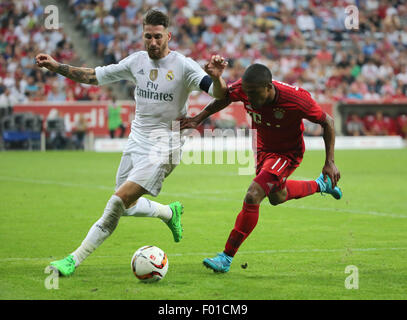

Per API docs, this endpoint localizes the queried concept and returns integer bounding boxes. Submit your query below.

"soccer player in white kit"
[35,10,228,276]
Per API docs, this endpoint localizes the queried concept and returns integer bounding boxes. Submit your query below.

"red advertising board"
[13,101,135,137]
[13,99,333,137]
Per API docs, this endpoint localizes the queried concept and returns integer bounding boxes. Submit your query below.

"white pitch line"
[0,176,114,191]
[1,176,406,219]
[1,247,407,262]
[280,203,407,219]
[0,176,241,195]
[168,246,407,256]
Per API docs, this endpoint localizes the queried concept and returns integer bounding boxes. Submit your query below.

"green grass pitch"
[0,149,406,300]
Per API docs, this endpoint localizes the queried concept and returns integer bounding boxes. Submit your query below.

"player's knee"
[244,185,264,204]
[244,192,256,204]
[114,192,131,208]
[268,196,282,206]
[115,188,138,209]
[268,190,287,206]
[114,181,146,208]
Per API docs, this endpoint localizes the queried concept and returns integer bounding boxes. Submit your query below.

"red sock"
[224,202,259,257]
[285,180,319,201]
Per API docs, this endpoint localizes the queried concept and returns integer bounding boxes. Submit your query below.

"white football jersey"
[95,51,213,153]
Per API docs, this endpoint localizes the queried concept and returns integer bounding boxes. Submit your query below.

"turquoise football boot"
[315,173,343,200]
[203,252,233,273]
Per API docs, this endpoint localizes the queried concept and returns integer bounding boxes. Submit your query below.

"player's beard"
[147,42,168,60]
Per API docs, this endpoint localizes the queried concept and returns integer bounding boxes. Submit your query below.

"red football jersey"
[228,79,327,158]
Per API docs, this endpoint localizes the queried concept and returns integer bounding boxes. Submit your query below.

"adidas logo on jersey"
[137,69,145,75]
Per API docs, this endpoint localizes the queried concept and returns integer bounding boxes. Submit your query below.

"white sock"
[122,197,173,222]
[72,195,125,267]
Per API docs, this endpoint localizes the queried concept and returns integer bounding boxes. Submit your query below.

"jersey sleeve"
[299,91,327,124]
[227,79,244,102]
[95,53,137,85]
[183,57,214,96]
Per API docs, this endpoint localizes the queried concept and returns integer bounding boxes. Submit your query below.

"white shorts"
[115,152,179,196]
[115,148,180,197]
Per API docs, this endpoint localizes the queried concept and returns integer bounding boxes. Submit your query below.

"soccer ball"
[131,245,168,282]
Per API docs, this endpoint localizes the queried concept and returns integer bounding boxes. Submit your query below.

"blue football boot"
[315,173,343,200]
[203,252,233,273]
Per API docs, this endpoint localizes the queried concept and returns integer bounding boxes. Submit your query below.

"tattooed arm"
[36,53,98,85]
[54,64,98,85]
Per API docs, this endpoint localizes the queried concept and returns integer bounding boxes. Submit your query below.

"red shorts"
[254,152,302,194]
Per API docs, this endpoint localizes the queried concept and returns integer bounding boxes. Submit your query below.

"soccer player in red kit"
[179,64,342,273]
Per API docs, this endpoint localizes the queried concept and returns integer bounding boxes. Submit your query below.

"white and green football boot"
[167,201,184,242]
[49,254,76,277]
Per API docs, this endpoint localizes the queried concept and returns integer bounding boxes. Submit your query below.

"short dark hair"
[242,63,272,86]
[143,9,169,28]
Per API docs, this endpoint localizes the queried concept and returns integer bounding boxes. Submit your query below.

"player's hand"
[35,53,59,72]
[204,55,228,79]
[177,116,200,130]
[322,160,340,188]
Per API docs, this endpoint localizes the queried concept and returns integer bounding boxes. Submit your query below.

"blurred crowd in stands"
[345,110,407,137]
[66,0,407,103]
[1,0,407,139]
[0,0,112,108]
